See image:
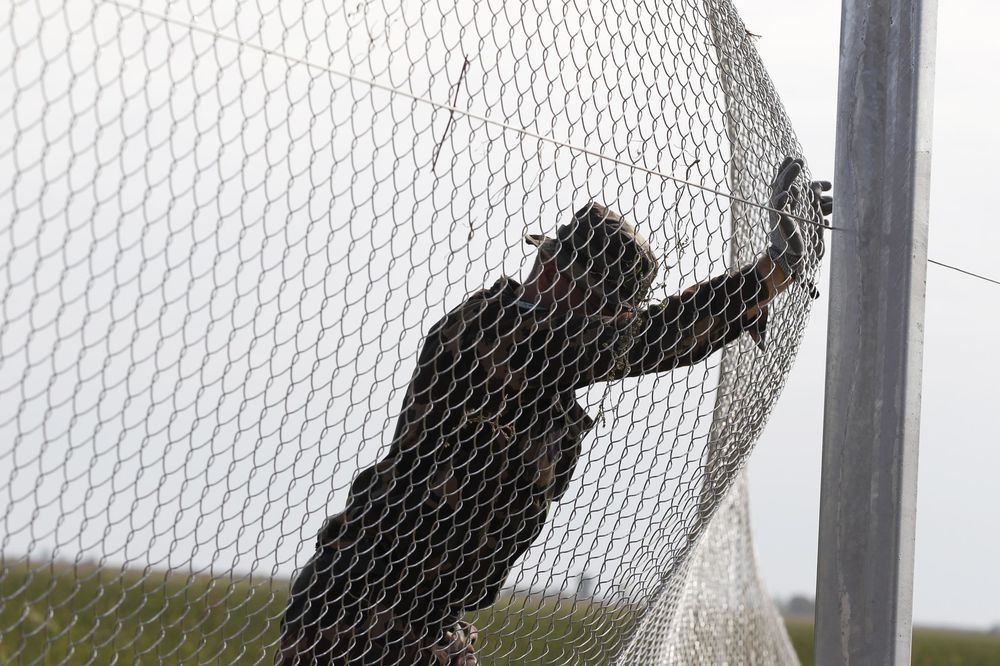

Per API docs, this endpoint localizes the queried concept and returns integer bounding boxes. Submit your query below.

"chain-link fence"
[1,0,824,663]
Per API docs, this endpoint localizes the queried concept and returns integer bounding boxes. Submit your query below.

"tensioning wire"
[104,0,1000,289]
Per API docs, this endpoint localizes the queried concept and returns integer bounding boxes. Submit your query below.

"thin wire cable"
[100,0,999,292]
[102,0,835,232]
[928,258,1000,287]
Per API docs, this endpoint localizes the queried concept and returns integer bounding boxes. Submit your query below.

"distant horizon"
[7,553,997,634]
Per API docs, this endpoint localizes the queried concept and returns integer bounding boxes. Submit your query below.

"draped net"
[1,0,819,662]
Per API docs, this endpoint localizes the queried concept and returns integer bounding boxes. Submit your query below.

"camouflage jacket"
[314,264,771,637]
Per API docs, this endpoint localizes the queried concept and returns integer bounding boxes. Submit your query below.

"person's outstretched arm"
[574,158,831,383]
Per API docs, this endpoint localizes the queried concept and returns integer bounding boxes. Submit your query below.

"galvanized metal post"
[814,1,937,664]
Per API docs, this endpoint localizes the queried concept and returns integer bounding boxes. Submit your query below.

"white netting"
[1,0,824,663]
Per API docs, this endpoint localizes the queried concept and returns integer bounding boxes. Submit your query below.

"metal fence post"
[814,1,938,664]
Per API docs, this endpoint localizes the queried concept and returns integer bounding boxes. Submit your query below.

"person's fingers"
[820,197,833,216]
[771,156,798,189]
[790,158,805,182]
[778,160,802,190]
[769,190,790,211]
[788,184,801,206]
[811,180,832,192]
[774,161,802,192]
[780,213,799,235]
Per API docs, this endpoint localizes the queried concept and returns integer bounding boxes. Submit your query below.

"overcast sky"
[740,0,1000,631]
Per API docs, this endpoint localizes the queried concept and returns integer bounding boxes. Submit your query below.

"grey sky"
[741,0,1000,630]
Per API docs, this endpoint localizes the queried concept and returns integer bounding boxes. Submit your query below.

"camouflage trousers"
[275,547,479,665]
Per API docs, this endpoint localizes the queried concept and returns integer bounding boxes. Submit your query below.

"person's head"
[524,202,659,317]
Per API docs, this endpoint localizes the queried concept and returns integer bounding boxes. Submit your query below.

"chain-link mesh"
[1,0,825,663]
[623,473,800,665]
[619,6,813,660]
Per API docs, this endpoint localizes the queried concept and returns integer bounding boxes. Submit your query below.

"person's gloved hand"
[767,156,833,298]
[432,622,479,665]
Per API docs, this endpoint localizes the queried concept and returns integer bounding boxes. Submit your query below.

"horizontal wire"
[102,0,833,231]
[928,258,1000,287]
[102,1,999,291]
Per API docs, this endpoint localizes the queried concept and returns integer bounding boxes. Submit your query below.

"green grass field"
[2,562,997,664]
[785,619,1000,666]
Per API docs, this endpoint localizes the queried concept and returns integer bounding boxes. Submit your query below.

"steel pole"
[814,1,938,664]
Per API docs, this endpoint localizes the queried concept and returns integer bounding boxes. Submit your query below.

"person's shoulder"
[442,277,517,317]
[466,276,518,304]
[424,278,517,338]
